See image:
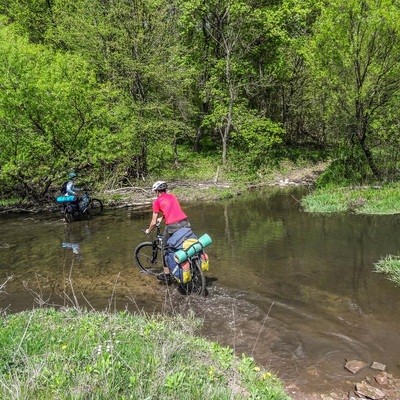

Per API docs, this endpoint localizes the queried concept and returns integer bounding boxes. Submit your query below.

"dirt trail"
[103,161,330,209]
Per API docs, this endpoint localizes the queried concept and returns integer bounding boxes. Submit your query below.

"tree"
[178,0,287,164]
[0,0,55,43]
[0,23,111,198]
[47,0,195,174]
[306,0,400,179]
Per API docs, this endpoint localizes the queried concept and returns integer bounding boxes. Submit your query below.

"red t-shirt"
[153,193,187,225]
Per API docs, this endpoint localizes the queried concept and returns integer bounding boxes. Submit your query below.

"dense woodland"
[0,0,399,201]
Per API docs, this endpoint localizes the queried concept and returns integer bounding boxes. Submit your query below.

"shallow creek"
[1,187,400,396]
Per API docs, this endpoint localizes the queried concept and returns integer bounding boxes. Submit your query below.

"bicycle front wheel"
[87,198,103,216]
[134,242,164,275]
[180,258,206,296]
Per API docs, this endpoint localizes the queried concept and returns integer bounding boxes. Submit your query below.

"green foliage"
[147,143,220,181]
[0,308,289,399]
[0,0,399,201]
[0,197,28,207]
[178,0,292,164]
[305,0,400,178]
[301,189,349,213]
[231,109,284,165]
[49,0,196,144]
[316,149,373,187]
[0,23,121,197]
[1,0,54,43]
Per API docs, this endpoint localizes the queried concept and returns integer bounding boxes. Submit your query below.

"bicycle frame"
[79,192,90,213]
[148,224,165,266]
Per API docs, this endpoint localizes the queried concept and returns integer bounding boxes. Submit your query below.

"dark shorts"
[166,218,191,234]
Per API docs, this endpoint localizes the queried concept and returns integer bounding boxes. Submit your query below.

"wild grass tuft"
[374,255,400,286]
[0,308,289,400]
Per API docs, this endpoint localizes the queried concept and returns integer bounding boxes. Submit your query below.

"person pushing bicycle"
[62,171,85,209]
[145,181,191,284]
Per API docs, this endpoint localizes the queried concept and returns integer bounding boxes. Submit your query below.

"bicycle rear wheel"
[180,258,206,296]
[134,242,164,275]
[87,198,103,216]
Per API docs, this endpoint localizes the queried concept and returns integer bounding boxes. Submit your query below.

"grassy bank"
[301,183,400,215]
[0,308,289,400]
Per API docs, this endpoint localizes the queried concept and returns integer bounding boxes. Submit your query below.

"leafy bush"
[316,148,373,187]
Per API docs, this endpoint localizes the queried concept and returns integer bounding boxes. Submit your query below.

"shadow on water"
[1,187,400,395]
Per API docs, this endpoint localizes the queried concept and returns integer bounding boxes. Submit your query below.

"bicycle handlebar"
[142,222,162,235]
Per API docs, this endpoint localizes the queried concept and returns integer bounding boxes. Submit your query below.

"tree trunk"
[357,134,381,179]
[173,138,179,168]
[355,99,381,179]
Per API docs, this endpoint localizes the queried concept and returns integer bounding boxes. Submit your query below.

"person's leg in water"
[157,228,173,284]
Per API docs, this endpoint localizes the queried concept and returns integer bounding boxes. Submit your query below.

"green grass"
[0,308,289,400]
[374,255,400,286]
[148,145,221,182]
[301,184,400,214]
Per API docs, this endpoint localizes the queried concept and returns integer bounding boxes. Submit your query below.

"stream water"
[1,186,400,396]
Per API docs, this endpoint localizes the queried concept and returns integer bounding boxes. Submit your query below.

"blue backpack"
[166,228,197,283]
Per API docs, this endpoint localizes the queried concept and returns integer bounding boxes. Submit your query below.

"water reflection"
[1,187,400,395]
[60,221,95,259]
[62,242,80,255]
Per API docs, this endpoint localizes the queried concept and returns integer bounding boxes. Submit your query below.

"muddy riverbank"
[0,162,327,214]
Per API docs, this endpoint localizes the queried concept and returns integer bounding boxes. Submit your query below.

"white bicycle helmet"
[152,181,167,192]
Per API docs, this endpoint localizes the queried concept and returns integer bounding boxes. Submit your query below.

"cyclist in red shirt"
[145,181,191,283]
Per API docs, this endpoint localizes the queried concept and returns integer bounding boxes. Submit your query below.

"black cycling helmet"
[152,181,167,192]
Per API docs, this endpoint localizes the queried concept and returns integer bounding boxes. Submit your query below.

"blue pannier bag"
[166,227,197,283]
[56,196,77,203]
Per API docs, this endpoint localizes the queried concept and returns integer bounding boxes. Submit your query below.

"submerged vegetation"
[0,308,289,400]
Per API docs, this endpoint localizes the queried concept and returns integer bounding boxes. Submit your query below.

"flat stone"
[345,359,368,374]
[370,361,386,371]
[355,381,385,399]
